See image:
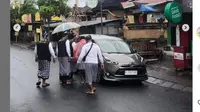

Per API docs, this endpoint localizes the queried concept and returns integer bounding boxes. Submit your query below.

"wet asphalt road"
[10,46,192,112]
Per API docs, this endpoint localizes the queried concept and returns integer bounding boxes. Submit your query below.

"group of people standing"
[34,29,104,95]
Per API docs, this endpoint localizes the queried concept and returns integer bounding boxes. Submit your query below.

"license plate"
[125,70,138,75]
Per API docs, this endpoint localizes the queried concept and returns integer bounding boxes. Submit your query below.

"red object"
[74,39,87,58]
[180,24,192,48]
[173,46,192,70]
[69,57,78,63]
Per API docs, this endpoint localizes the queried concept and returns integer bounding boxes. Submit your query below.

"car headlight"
[104,57,119,65]
[135,54,146,64]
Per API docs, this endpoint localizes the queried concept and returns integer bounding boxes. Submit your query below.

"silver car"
[80,34,148,83]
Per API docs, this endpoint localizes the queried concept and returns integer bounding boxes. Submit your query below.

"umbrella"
[52,22,81,34]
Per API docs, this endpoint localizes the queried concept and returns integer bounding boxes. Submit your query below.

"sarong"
[58,57,71,80]
[84,63,99,85]
[37,60,50,80]
[70,62,77,73]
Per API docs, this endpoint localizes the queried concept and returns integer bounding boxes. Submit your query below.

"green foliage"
[39,6,55,20]
[10,0,38,23]
[37,0,71,17]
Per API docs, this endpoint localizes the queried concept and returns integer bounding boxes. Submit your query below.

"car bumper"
[102,73,148,82]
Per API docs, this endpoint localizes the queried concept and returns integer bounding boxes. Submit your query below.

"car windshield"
[95,39,132,54]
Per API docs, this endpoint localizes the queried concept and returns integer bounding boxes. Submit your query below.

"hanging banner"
[35,12,41,21]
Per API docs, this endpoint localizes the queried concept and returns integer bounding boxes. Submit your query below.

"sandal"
[93,87,96,92]
[66,80,72,85]
[86,91,95,95]
[36,81,41,86]
[42,83,50,87]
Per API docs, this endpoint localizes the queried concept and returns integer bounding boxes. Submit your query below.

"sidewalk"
[11,42,192,92]
[11,42,35,50]
[146,50,192,92]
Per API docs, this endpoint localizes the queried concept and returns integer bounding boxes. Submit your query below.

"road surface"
[10,46,192,112]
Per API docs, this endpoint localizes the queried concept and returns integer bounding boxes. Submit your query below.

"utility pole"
[100,0,103,34]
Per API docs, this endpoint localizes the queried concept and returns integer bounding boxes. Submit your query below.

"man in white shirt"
[77,35,104,95]
[34,37,57,88]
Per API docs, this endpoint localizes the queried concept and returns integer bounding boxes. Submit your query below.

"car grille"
[115,65,147,76]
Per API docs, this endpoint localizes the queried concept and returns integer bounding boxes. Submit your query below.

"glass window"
[96,39,132,53]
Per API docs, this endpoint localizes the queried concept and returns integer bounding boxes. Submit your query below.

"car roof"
[79,34,123,41]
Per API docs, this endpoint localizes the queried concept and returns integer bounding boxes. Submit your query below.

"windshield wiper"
[107,52,121,54]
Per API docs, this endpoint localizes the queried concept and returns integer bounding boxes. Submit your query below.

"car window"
[96,39,132,53]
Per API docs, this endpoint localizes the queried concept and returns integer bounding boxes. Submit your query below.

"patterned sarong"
[37,60,50,80]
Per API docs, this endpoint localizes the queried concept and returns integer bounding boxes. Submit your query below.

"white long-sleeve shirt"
[34,42,57,59]
[56,40,71,57]
[77,42,104,64]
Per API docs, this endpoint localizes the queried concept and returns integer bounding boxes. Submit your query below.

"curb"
[11,44,34,50]
[11,44,192,92]
[146,76,192,93]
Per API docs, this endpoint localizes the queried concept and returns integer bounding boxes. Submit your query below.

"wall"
[124,29,167,39]
[106,10,124,20]
[96,26,119,36]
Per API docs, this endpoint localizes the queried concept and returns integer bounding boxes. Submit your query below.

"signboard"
[13,24,21,32]
[174,52,184,60]
[28,25,32,31]
[15,32,19,36]
[36,28,41,33]
[127,15,134,23]
[121,2,135,9]
[164,2,182,23]
[35,12,40,21]
[22,14,32,23]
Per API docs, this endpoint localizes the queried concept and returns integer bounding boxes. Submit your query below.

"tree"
[10,0,38,23]
[38,6,55,37]
[37,0,71,18]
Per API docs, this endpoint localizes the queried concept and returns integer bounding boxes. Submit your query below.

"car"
[80,34,148,83]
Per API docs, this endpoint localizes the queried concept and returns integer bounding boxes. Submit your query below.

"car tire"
[135,81,143,85]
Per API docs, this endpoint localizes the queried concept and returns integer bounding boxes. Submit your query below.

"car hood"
[103,53,143,65]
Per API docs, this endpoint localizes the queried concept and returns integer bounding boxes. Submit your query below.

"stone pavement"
[10,42,192,92]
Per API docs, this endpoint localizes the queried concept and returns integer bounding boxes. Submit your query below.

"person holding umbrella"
[34,35,57,87]
[57,31,74,85]
[51,22,81,82]
[77,35,104,95]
